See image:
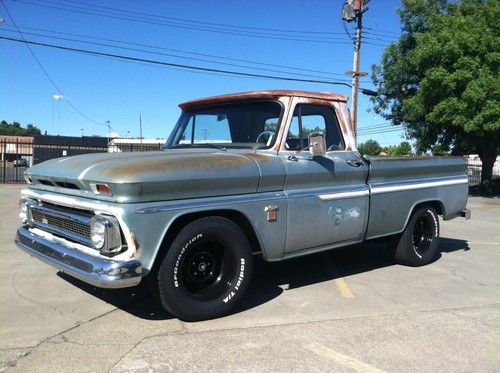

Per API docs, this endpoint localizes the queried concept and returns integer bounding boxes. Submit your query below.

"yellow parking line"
[334,277,354,299]
[322,253,355,299]
[305,342,387,373]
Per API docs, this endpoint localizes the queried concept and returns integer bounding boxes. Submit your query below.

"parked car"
[15,90,470,321]
[13,158,28,167]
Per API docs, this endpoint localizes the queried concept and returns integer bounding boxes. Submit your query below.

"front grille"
[31,210,91,238]
[28,203,93,247]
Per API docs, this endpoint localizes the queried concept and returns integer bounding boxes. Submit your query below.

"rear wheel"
[392,207,440,266]
[151,217,253,321]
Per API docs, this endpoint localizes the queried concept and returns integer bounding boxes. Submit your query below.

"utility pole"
[343,0,369,145]
[139,114,143,145]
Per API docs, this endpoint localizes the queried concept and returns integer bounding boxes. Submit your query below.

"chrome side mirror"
[308,133,326,156]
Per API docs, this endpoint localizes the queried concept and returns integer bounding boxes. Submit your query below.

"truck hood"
[25,149,262,203]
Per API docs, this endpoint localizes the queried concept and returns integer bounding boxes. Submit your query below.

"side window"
[286,104,344,151]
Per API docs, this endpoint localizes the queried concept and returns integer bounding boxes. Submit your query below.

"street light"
[53,94,64,135]
[105,120,111,145]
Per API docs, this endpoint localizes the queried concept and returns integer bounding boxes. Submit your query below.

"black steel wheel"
[152,216,253,321]
[392,207,440,266]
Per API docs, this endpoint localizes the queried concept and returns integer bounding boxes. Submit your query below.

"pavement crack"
[105,337,148,373]
[4,307,121,369]
[10,269,69,320]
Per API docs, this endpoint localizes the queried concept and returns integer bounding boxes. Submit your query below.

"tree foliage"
[0,120,42,136]
[384,141,413,156]
[358,140,414,156]
[358,139,382,155]
[371,0,499,181]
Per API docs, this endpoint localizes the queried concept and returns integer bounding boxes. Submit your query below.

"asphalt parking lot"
[1,184,499,372]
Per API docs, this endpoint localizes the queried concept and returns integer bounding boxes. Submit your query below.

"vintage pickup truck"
[16,90,470,321]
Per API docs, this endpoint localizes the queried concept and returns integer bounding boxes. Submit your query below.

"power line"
[0,26,355,82]
[358,128,403,135]
[13,0,354,45]
[0,0,104,126]
[58,0,348,36]
[1,23,358,78]
[358,122,394,130]
[0,35,354,88]
[364,26,401,36]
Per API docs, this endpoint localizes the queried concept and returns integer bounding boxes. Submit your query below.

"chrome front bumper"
[15,227,142,288]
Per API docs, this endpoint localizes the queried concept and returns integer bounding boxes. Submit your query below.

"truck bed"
[365,156,469,239]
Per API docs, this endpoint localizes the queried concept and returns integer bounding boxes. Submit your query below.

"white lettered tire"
[393,207,440,266]
[153,217,253,321]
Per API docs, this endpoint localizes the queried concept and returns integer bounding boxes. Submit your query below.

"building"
[108,138,165,153]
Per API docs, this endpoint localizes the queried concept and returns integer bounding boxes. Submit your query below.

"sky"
[1,0,406,147]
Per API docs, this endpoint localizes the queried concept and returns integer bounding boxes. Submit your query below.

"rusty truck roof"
[179,90,348,109]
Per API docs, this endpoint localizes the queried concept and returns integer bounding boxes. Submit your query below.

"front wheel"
[392,207,440,266]
[152,217,253,321]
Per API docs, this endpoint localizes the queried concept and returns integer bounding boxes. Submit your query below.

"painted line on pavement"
[305,342,387,373]
[334,277,354,299]
[322,253,354,299]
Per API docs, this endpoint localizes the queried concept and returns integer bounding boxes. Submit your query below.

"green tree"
[384,141,414,156]
[358,139,382,155]
[371,0,499,182]
[0,120,42,136]
[431,143,449,156]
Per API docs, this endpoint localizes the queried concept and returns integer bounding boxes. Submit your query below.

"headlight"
[19,199,31,224]
[90,215,122,254]
[90,217,106,249]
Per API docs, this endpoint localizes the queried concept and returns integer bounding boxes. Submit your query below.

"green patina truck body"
[15,90,470,320]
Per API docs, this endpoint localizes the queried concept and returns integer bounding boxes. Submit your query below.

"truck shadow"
[57,237,469,320]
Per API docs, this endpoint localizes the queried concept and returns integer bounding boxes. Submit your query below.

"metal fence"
[1,138,165,183]
[0,139,33,183]
[467,156,500,186]
[2,138,499,185]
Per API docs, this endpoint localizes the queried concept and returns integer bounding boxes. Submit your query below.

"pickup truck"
[15,90,470,321]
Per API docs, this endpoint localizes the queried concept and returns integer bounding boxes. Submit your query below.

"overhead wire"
[0,23,357,78]
[13,0,353,45]
[0,0,105,126]
[0,35,356,88]
[11,0,390,47]
[0,25,359,82]
[55,0,347,36]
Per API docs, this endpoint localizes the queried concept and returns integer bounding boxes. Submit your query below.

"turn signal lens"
[90,183,112,196]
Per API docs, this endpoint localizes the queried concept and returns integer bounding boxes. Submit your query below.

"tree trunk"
[480,155,495,183]
[476,135,499,185]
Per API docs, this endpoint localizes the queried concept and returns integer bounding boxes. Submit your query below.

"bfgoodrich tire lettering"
[154,216,253,321]
[393,207,440,267]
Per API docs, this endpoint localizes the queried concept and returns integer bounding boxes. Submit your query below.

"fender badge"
[265,206,279,222]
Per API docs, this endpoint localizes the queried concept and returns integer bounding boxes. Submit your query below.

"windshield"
[165,101,283,150]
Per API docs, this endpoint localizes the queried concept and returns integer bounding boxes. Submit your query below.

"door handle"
[346,160,364,167]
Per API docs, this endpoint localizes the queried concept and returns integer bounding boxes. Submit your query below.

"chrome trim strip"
[135,192,287,214]
[370,175,468,195]
[318,190,369,201]
[287,186,368,199]
[15,227,142,289]
[30,204,92,225]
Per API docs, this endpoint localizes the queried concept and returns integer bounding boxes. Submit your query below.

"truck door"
[280,99,369,254]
